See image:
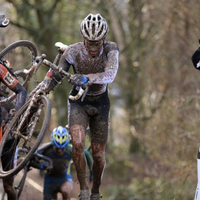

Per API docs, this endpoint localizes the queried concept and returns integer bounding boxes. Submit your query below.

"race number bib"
[3,72,18,87]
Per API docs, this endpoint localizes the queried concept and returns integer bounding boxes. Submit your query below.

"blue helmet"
[50,126,70,148]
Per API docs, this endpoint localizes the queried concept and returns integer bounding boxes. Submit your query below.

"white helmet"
[80,13,109,41]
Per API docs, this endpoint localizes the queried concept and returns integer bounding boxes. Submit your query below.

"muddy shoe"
[90,193,102,200]
[79,190,90,200]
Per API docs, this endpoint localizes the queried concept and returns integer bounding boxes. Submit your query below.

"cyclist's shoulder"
[63,42,84,60]
[104,41,119,53]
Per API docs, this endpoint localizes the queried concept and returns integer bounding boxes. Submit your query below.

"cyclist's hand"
[69,74,88,86]
[46,162,53,174]
[29,156,40,169]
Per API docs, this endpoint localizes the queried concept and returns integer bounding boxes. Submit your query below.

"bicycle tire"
[0,94,51,179]
[0,40,37,66]
[0,40,38,104]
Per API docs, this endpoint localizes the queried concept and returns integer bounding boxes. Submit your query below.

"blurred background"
[0,0,200,199]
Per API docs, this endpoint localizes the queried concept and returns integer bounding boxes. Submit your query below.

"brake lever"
[69,87,84,101]
[81,85,89,102]
[34,54,47,74]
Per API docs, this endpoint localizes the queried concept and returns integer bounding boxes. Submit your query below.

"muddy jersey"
[61,41,119,96]
[0,64,18,89]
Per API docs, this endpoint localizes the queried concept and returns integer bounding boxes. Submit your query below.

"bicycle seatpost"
[0,15,9,28]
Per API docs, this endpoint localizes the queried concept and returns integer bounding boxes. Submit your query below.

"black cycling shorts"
[68,89,110,143]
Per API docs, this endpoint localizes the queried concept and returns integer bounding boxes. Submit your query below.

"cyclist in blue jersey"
[30,126,93,200]
[44,13,119,200]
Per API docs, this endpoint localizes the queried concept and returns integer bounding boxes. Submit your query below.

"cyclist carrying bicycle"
[45,13,119,200]
[0,14,27,200]
[30,126,93,200]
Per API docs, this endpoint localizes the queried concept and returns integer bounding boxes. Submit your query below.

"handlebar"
[33,152,53,170]
[43,59,88,101]
[34,54,47,73]
[17,147,52,170]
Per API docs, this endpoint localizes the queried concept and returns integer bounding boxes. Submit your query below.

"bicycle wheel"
[0,40,38,97]
[0,95,51,179]
[0,40,37,70]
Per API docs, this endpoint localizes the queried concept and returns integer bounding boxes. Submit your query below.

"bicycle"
[1,148,53,200]
[0,42,88,179]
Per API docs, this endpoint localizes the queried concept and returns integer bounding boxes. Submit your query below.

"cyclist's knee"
[61,181,73,192]
[92,143,106,161]
[72,143,84,158]
[61,182,73,199]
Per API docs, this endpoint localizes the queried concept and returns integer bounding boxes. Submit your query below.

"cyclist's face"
[53,146,65,156]
[84,39,104,58]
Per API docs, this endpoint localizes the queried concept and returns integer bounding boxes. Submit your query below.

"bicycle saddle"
[0,15,9,28]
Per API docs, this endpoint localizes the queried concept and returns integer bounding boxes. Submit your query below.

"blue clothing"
[42,144,73,178]
[36,142,92,200]
[37,143,73,200]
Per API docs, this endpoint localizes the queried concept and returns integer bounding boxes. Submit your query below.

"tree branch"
[10,21,37,35]
[49,0,62,14]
